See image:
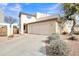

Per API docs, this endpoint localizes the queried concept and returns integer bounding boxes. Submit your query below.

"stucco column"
[11,24,13,35]
[7,24,13,36]
[19,16,24,34]
[20,22,24,34]
[56,22,60,34]
[7,24,10,36]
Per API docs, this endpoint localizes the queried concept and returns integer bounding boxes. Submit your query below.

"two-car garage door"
[28,20,57,35]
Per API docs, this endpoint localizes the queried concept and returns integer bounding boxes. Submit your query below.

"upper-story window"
[27,16,32,19]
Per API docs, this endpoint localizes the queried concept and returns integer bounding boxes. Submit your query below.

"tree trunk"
[70,19,76,35]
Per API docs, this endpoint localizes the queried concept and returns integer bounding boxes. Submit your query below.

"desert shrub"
[47,33,70,56]
[74,31,79,35]
[48,33,60,41]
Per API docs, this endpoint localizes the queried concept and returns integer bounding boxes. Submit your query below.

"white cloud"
[0,3,8,6]
[47,4,62,14]
[48,4,60,10]
[0,3,8,10]
[10,4,21,12]
[38,4,62,14]
[4,4,22,20]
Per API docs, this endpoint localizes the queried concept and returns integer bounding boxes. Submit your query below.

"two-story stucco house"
[19,12,61,35]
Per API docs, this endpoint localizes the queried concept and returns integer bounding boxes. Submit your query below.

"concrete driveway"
[0,34,48,56]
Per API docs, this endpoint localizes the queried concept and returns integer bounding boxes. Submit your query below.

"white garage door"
[28,21,56,35]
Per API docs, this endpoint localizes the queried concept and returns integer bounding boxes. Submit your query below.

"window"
[27,16,31,19]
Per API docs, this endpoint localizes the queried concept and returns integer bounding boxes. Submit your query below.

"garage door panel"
[28,21,55,35]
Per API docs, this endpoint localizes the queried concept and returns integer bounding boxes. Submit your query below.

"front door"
[24,24,28,33]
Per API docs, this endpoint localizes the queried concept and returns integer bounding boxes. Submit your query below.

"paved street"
[0,34,48,56]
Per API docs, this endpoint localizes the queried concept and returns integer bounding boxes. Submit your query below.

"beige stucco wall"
[19,14,36,34]
[28,20,59,35]
[56,22,61,34]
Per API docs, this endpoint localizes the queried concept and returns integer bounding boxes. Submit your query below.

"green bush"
[47,33,70,56]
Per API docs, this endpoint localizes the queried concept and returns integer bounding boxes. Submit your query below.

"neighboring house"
[61,14,79,34]
[19,12,61,35]
[0,9,10,36]
[61,20,73,33]
[0,9,19,36]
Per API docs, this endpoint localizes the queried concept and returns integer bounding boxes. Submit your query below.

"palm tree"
[62,3,79,35]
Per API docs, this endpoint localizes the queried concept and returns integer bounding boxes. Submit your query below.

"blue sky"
[0,3,62,23]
